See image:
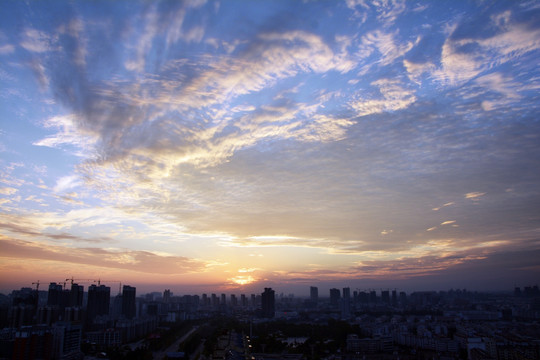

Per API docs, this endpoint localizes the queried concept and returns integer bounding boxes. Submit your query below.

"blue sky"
[1,0,539,295]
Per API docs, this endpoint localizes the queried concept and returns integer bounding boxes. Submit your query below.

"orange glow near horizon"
[230,275,256,286]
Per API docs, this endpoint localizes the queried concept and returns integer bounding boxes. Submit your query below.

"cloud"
[432,202,455,211]
[433,6,540,86]
[350,78,417,116]
[0,187,17,195]
[403,59,435,84]
[0,237,205,275]
[440,220,456,225]
[4,0,540,292]
[465,192,485,199]
[20,28,54,53]
[361,30,416,66]
[125,7,159,72]
[0,219,111,244]
[346,0,407,25]
[54,175,82,193]
[35,28,358,182]
[0,44,14,54]
[33,114,97,156]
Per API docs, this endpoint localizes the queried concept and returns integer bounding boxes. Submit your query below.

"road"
[153,325,199,360]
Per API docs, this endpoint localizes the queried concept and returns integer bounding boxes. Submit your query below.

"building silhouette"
[330,288,341,307]
[261,288,275,318]
[310,286,318,305]
[47,283,63,307]
[342,287,351,318]
[381,290,390,304]
[69,283,84,308]
[87,285,110,324]
[121,285,136,319]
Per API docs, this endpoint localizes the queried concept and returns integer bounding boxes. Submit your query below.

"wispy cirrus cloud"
[433,6,540,86]
[350,78,416,116]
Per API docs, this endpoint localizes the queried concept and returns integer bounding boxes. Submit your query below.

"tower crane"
[96,280,123,294]
[32,280,40,291]
[65,277,97,286]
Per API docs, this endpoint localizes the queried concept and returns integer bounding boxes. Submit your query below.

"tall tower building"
[381,290,390,304]
[122,285,136,319]
[87,285,110,324]
[261,288,275,318]
[70,283,84,307]
[310,286,318,305]
[342,287,351,318]
[47,283,63,307]
[163,289,171,304]
[330,288,341,307]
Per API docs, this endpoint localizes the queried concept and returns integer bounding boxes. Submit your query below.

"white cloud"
[20,28,54,53]
[440,220,456,226]
[183,26,205,43]
[465,192,485,199]
[125,8,159,72]
[346,0,406,24]
[403,59,435,84]
[361,30,416,66]
[350,78,416,116]
[54,175,82,193]
[33,114,97,156]
[0,187,18,195]
[434,10,540,86]
[0,44,14,54]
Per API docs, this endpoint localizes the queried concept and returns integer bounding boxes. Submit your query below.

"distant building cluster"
[0,283,539,359]
[0,281,156,359]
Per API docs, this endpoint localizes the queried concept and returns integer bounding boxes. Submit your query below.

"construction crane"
[96,280,123,295]
[65,277,96,286]
[32,280,40,291]
[65,278,123,294]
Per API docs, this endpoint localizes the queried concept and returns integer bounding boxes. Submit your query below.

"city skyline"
[1,1,540,295]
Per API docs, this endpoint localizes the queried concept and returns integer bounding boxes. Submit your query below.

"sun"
[230,275,256,285]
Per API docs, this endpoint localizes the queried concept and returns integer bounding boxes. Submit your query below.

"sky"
[1,0,540,297]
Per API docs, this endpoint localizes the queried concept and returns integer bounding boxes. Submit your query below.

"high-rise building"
[70,283,84,307]
[381,290,390,304]
[330,288,341,306]
[53,322,82,359]
[87,284,110,324]
[163,289,171,303]
[399,291,407,305]
[370,290,377,303]
[341,287,351,317]
[47,283,63,307]
[122,285,136,319]
[261,288,275,318]
[310,286,318,305]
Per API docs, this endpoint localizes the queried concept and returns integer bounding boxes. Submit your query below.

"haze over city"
[1,0,539,296]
